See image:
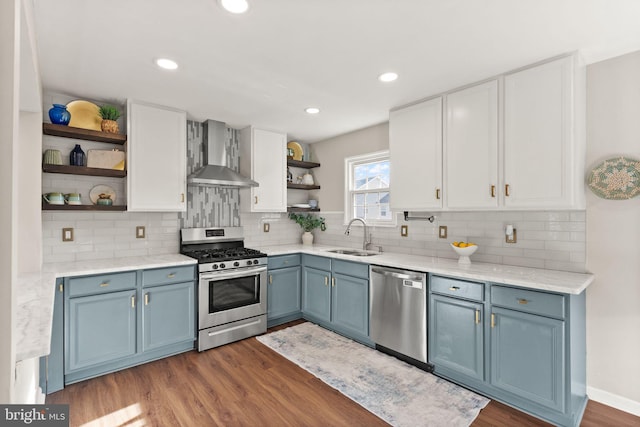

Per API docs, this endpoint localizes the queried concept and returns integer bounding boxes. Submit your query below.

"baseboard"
[587,386,640,416]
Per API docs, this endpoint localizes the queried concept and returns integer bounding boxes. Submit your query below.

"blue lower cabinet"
[142,281,195,352]
[267,265,302,326]
[66,289,137,372]
[301,255,372,346]
[40,278,65,394]
[490,306,565,412]
[429,294,484,382]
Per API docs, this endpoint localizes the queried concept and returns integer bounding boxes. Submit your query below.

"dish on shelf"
[587,156,640,200]
[66,100,102,131]
[291,203,311,208]
[287,141,303,161]
[89,185,116,205]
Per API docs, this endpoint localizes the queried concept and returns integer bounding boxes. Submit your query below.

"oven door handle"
[200,266,267,281]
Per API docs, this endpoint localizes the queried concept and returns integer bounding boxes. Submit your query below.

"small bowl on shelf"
[451,242,478,265]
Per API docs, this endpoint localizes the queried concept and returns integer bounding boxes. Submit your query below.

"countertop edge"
[259,244,594,295]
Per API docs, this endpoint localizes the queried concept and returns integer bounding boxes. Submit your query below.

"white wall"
[585,51,640,414]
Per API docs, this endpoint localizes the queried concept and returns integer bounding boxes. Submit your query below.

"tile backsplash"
[242,210,587,273]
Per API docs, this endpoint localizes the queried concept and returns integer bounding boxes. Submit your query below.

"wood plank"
[287,159,321,168]
[42,164,126,178]
[287,183,321,190]
[41,202,126,212]
[43,123,127,144]
[46,320,639,427]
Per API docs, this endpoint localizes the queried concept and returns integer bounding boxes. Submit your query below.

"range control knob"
[220,263,226,269]
[253,259,259,265]
[246,260,253,266]
[212,264,218,270]
[233,261,240,267]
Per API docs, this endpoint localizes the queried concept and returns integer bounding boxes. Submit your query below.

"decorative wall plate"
[89,185,116,204]
[66,100,102,131]
[587,156,640,200]
[287,141,303,161]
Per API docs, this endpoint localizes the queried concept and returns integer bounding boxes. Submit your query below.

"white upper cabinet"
[127,100,187,212]
[239,127,287,212]
[445,80,499,209]
[389,97,443,210]
[503,55,585,209]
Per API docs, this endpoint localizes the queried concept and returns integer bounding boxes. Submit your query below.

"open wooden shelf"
[287,207,321,213]
[287,183,320,190]
[287,159,320,169]
[43,123,127,144]
[42,202,127,211]
[42,164,126,178]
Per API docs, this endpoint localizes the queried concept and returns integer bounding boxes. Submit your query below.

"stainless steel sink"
[326,249,379,257]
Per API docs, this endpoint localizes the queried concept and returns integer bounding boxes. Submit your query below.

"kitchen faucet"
[344,217,372,251]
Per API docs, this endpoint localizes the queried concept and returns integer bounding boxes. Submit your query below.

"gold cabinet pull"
[324,276,329,286]
[491,185,496,197]
[331,277,336,287]
[449,286,460,291]
[436,188,441,200]
[131,295,136,308]
[475,310,480,324]
[144,293,149,306]
[269,275,273,284]
[99,282,109,287]
[518,298,529,305]
[167,273,176,279]
[491,313,496,328]
[181,193,185,203]
[505,184,511,197]
[59,283,63,293]
[254,196,258,204]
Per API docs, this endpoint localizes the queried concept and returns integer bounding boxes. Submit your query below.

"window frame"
[343,150,395,227]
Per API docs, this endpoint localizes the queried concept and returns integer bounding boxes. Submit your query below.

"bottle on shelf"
[70,144,85,166]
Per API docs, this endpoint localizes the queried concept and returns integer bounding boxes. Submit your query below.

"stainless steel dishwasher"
[370,265,430,368]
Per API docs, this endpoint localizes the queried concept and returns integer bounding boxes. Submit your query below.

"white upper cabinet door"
[127,100,187,212]
[503,55,585,209]
[389,97,443,210]
[445,80,499,209]
[239,127,287,212]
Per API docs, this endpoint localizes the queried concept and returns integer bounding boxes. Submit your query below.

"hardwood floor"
[47,321,639,427]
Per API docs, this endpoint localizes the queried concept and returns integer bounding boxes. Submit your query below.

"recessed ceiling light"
[378,72,398,82]
[156,58,178,70]
[219,0,249,14]
[305,107,320,114]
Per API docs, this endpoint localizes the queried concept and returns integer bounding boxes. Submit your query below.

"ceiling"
[31,0,640,143]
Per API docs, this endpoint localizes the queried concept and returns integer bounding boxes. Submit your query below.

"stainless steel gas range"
[180,227,268,352]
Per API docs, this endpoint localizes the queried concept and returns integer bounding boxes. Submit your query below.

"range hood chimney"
[187,120,258,187]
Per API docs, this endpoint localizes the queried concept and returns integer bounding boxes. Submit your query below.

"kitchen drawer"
[491,285,565,319]
[142,265,195,287]
[431,275,484,302]
[268,254,301,270]
[333,259,369,279]
[67,272,137,298]
[302,254,331,271]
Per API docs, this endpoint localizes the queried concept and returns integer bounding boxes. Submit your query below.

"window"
[345,150,393,225]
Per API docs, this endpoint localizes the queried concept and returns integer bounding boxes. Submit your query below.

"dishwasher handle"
[371,267,425,282]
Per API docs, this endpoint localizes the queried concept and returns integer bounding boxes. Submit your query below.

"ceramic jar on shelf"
[48,104,71,125]
[70,144,85,166]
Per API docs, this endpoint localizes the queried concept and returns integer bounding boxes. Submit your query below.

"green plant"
[99,105,120,121]
[288,213,326,232]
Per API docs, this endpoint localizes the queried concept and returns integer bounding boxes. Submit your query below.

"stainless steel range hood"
[187,120,258,187]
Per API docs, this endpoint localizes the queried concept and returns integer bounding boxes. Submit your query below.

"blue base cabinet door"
[142,282,195,352]
[302,266,331,323]
[430,294,484,381]
[490,306,565,412]
[331,272,369,339]
[66,290,137,372]
[268,266,301,320]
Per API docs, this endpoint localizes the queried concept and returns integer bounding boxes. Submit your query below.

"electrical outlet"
[439,226,448,239]
[400,225,408,237]
[505,228,517,244]
[263,223,270,232]
[62,228,74,242]
[136,226,146,239]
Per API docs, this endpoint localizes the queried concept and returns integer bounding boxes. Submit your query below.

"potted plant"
[99,105,121,134]
[288,212,326,245]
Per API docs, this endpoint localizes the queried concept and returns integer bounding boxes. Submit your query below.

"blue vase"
[48,104,71,125]
[70,144,85,166]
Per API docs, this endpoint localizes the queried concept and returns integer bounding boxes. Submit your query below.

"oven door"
[198,265,267,330]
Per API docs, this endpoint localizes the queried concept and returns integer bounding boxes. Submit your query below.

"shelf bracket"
[403,211,435,223]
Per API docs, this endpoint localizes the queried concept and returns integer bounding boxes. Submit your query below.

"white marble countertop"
[256,244,594,295]
[16,254,197,362]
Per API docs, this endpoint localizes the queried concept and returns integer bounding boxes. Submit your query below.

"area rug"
[256,322,489,427]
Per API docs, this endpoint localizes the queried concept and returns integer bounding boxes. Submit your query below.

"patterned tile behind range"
[179,120,240,228]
